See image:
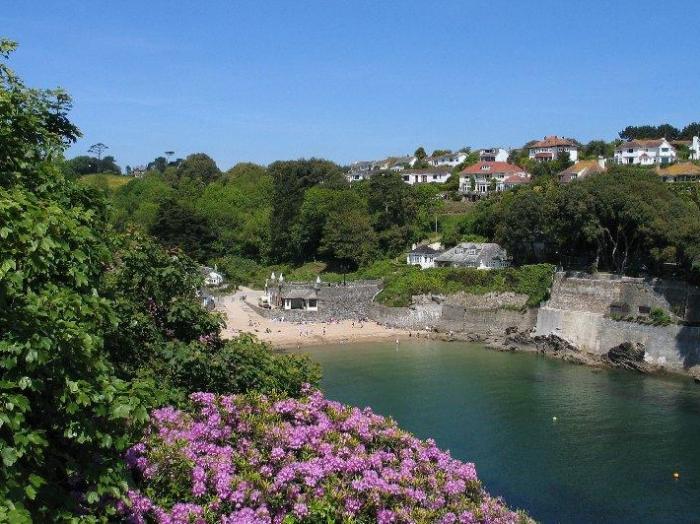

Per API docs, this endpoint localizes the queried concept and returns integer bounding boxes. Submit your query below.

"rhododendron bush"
[124,387,531,523]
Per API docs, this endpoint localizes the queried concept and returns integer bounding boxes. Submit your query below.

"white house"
[406,243,443,269]
[527,136,579,162]
[202,265,224,287]
[401,168,452,185]
[690,136,700,161]
[614,138,676,166]
[426,151,468,167]
[459,162,530,195]
[479,148,509,163]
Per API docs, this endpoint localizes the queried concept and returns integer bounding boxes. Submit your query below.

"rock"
[533,334,578,354]
[604,342,647,372]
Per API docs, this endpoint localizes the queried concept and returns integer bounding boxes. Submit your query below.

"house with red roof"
[527,135,579,162]
[459,161,530,195]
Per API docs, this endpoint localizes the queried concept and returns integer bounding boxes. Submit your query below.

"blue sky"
[3,1,699,170]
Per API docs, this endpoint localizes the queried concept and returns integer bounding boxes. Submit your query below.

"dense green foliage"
[469,166,700,276]
[374,264,555,307]
[111,156,444,271]
[618,122,700,141]
[0,40,319,522]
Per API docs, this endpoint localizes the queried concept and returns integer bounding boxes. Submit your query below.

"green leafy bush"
[376,264,556,307]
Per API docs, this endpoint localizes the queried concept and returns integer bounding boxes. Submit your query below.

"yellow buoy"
[673,472,680,479]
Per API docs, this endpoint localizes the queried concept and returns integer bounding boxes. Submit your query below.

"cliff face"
[368,272,700,377]
[535,273,700,375]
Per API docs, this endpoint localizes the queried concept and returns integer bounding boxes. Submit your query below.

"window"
[627,149,634,153]
[661,147,669,152]
[638,305,651,315]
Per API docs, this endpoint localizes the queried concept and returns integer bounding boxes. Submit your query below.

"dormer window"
[481,165,490,170]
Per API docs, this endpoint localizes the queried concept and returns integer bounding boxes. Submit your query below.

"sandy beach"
[217,287,411,348]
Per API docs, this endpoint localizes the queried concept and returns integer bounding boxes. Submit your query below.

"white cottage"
[406,244,444,269]
[614,138,676,165]
[426,151,468,167]
[401,168,451,185]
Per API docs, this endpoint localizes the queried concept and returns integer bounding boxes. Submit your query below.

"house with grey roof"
[434,242,511,269]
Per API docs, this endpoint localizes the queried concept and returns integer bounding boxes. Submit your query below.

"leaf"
[1,446,18,466]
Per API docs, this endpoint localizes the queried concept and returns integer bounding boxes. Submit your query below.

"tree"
[619,124,680,141]
[414,146,427,160]
[88,142,108,160]
[320,209,376,268]
[267,159,344,262]
[681,122,700,140]
[150,198,219,262]
[431,149,451,157]
[582,140,614,159]
[0,40,150,520]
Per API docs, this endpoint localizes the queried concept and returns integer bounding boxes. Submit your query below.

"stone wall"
[368,294,536,336]
[536,307,700,371]
[548,271,700,321]
[536,272,700,372]
[257,281,382,322]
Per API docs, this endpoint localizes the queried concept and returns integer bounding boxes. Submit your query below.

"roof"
[528,136,578,149]
[616,139,671,150]
[435,242,509,266]
[559,159,606,177]
[656,162,700,177]
[281,288,318,300]
[409,244,441,255]
[460,161,527,175]
[502,175,529,184]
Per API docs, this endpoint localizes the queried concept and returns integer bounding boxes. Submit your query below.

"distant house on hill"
[435,242,511,269]
[426,151,468,167]
[655,162,700,183]
[558,158,606,183]
[347,155,417,182]
[407,243,444,269]
[528,136,579,162]
[479,148,509,162]
[690,136,700,161]
[614,138,676,166]
[401,167,451,185]
[459,161,530,195]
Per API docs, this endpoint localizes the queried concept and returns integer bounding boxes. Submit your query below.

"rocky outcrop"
[604,342,648,373]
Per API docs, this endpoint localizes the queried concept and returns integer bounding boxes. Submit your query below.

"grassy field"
[79,173,132,191]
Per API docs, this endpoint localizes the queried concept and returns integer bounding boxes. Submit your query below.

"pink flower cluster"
[123,386,528,524]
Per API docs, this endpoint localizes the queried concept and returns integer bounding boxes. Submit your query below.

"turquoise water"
[294,341,700,523]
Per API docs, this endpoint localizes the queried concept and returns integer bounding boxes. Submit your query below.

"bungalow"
[426,151,468,167]
[459,161,530,195]
[528,136,579,162]
[406,243,443,269]
[265,273,320,311]
[690,136,700,161]
[558,158,606,183]
[435,242,511,269]
[401,168,452,185]
[614,138,676,165]
[479,148,509,162]
[655,162,700,183]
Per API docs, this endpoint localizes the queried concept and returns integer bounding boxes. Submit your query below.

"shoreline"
[216,289,699,383]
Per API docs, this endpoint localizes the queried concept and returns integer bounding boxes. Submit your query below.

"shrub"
[376,264,555,308]
[123,388,531,524]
